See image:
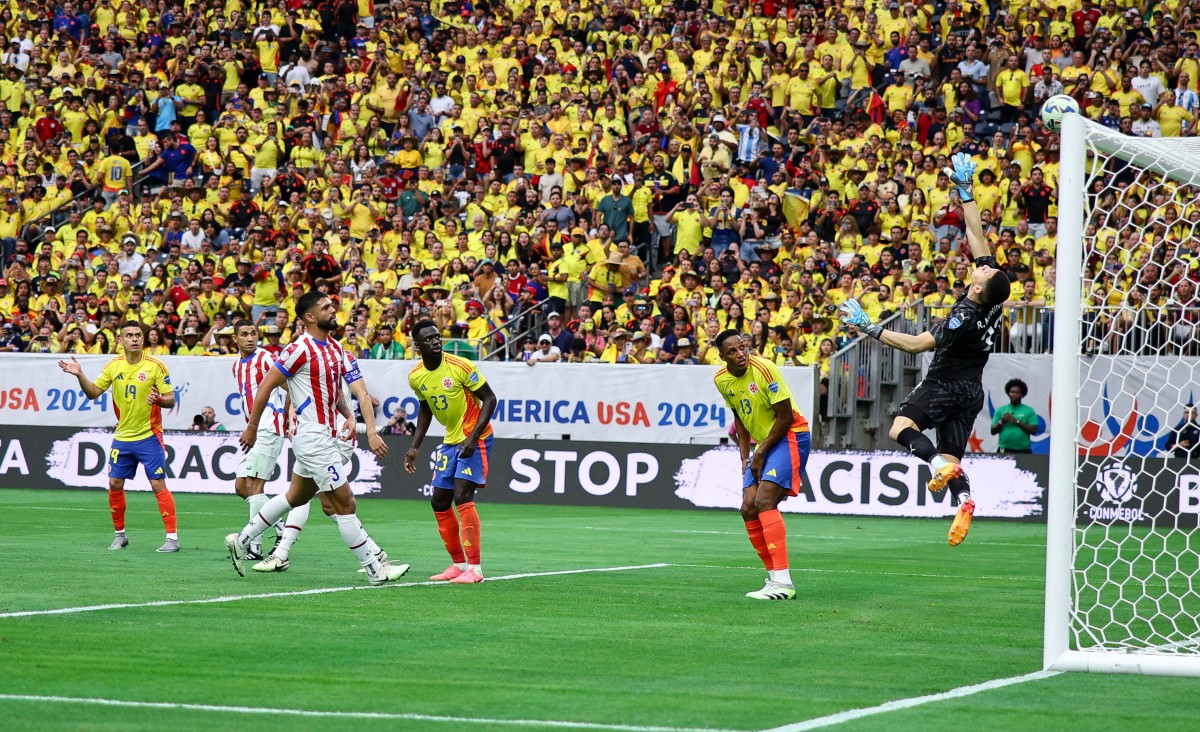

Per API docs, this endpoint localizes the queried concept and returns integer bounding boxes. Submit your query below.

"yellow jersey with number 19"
[408,354,493,445]
[714,355,809,443]
[93,355,172,441]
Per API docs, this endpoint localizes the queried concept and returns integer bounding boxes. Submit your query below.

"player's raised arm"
[944,152,994,262]
[838,298,937,354]
[59,356,106,400]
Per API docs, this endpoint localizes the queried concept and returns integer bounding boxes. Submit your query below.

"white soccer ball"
[1041,94,1080,133]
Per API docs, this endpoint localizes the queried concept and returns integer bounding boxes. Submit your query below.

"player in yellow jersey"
[404,319,498,585]
[713,330,811,600]
[58,322,180,553]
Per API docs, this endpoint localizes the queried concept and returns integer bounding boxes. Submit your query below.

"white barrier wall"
[0,355,818,445]
[975,354,1200,458]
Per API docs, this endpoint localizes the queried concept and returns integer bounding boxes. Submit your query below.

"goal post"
[1044,113,1200,677]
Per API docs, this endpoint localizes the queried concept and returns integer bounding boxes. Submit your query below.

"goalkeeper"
[839,152,1013,546]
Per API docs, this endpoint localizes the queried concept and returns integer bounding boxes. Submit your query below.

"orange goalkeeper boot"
[928,462,964,493]
[948,497,975,547]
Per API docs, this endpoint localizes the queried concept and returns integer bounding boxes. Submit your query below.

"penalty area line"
[0,563,670,619]
[0,693,742,732]
[757,670,1061,731]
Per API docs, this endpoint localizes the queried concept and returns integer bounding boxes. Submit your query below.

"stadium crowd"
[2,0,1199,372]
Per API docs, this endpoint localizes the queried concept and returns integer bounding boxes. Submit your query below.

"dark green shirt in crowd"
[992,403,1038,451]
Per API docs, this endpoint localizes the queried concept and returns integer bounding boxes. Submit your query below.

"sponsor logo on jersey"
[767,382,779,393]
[463,467,473,476]
[469,372,480,384]
[442,377,454,389]
[948,316,962,330]
[766,469,777,477]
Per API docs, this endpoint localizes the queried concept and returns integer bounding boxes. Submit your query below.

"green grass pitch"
[0,488,1197,732]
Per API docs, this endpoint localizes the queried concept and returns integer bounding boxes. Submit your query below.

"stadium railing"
[480,309,546,361]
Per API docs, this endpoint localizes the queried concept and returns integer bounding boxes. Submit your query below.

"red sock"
[758,509,789,570]
[456,502,481,565]
[155,490,177,533]
[435,509,466,563]
[109,490,126,531]
[744,519,774,570]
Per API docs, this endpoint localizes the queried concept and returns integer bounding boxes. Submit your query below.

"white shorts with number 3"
[292,430,351,492]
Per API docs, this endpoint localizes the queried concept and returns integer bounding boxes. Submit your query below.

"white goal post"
[1045,113,1200,677]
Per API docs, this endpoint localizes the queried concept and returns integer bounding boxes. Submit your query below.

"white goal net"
[1046,115,1200,676]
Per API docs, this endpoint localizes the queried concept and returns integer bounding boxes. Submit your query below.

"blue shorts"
[743,431,811,496]
[431,436,493,490]
[109,436,168,481]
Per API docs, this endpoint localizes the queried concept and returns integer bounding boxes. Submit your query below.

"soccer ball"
[1041,94,1080,133]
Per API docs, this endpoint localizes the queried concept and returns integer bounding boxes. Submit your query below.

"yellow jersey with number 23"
[408,354,493,445]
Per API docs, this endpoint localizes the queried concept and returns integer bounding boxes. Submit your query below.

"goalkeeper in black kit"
[838,152,1013,546]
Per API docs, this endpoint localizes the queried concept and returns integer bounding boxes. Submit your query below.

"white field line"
[0,693,741,732]
[0,563,670,619]
[671,563,1039,583]
[757,670,1061,732]
[578,526,1043,548]
[18,505,431,521]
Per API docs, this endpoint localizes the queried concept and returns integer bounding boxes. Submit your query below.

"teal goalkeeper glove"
[839,298,883,339]
[943,151,977,203]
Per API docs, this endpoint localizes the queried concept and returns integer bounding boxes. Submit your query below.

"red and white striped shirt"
[233,348,287,437]
[275,333,362,438]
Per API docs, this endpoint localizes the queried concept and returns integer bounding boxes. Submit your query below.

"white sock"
[455,562,469,571]
[775,568,793,586]
[327,513,380,556]
[467,563,482,575]
[239,494,293,546]
[166,532,178,541]
[768,570,777,582]
[931,455,951,471]
[115,529,126,536]
[246,494,269,551]
[360,519,382,557]
[274,501,312,561]
[333,513,379,570]
[958,491,972,503]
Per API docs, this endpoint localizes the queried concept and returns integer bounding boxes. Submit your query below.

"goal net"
[1046,115,1200,677]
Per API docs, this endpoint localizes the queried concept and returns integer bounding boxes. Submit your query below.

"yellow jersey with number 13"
[714,355,808,443]
[408,354,493,445]
[93,355,172,441]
